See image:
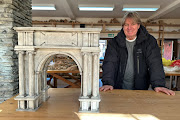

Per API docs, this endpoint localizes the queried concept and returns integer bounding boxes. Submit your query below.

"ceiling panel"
[32,0,180,20]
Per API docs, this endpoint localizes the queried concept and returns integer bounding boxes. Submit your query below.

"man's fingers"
[162,90,170,95]
[99,85,113,92]
[99,86,109,91]
[110,86,113,90]
[166,89,175,96]
[154,89,159,92]
[99,87,104,91]
[103,87,111,91]
[154,87,175,96]
[104,86,113,91]
[170,90,175,95]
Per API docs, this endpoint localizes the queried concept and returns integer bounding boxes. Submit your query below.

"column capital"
[16,51,25,55]
[26,51,36,55]
[81,52,88,56]
[82,52,90,56]
[92,52,99,56]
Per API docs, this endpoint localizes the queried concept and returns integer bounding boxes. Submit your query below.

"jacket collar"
[116,25,148,47]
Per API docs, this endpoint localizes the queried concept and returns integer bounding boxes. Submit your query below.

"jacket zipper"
[119,61,121,73]
[137,56,140,74]
[123,48,128,75]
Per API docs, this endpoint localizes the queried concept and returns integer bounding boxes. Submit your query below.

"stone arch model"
[14,27,101,112]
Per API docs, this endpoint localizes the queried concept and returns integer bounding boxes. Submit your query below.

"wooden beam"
[61,0,76,20]
[148,0,180,21]
[49,73,80,88]
[47,70,80,74]
[65,73,80,82]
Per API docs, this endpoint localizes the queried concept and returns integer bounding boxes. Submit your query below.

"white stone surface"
[14,27,101,112]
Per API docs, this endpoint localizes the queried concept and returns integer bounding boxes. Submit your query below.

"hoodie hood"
[116,25,149,47]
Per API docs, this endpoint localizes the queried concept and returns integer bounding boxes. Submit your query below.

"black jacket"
[102,25,165,90]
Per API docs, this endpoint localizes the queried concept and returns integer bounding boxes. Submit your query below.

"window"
[99,40,107,61]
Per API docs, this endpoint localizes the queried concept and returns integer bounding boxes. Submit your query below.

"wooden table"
[165,71,180,89]
[0,88,180,120]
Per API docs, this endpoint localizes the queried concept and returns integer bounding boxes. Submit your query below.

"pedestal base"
[79,95,101,113]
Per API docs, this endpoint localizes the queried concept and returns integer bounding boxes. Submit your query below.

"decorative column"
[42,69,49,102]
[35,71,40,107]
[35,71,40,96]
[27,51,35,109]
[87,53,92,96]
[82,52,88,98]
[17,51,25,109]
[28,51,35,96]
[79,52,90,112]
[92,53,99,97]
[43,69,47,92]
[90,52,100,112]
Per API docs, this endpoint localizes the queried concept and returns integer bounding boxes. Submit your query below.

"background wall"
[32,17,180,39]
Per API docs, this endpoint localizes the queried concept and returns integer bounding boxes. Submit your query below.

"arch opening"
[45,54,81,88]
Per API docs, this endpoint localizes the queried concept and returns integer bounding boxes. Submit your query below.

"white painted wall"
[32,17,180,39]
[32,17,180,24]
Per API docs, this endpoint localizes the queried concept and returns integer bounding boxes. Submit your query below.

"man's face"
[123,18,140,40]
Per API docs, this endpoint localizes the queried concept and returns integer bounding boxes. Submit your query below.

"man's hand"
[99,85,113,92]
[154,87,175,96]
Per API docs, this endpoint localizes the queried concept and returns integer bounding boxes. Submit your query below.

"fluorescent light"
[32,4,56,10]
[123,8,159,11]
[78,4,114,11]
[79,7,114,11]
[122,5,160,11]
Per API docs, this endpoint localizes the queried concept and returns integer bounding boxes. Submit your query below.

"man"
[100,11,175,95]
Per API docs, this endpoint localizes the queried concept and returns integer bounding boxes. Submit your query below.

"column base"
[79,95,101,113]
[14,94,43,111]
[16,104,41,112]
[42,86,50,102]
[79,109,99,113]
